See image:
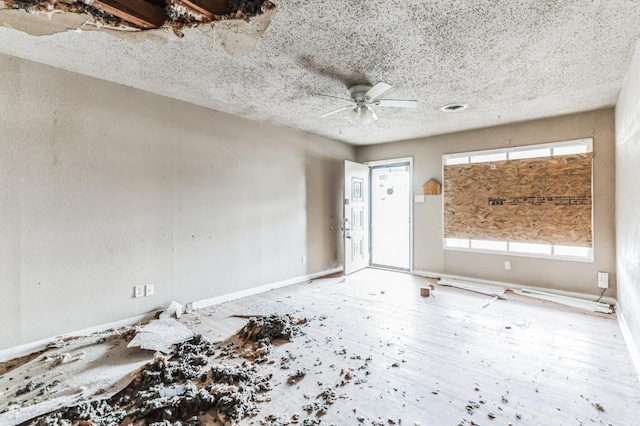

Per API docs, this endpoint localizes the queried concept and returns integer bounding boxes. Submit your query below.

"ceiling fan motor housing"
[349,85,374,102]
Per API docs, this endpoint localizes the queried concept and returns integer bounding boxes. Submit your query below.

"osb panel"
[444,153,593,246]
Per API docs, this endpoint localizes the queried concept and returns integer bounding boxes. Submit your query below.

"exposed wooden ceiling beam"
[180,0,229,19]
[90,0,168,29]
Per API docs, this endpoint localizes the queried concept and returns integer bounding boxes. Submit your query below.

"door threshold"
[369,265,411,274]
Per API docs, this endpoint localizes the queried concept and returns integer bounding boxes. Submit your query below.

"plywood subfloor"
[179,268,640,425]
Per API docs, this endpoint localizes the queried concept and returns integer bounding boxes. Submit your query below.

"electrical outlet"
[597,272,609,289]
[504,261,511,270]
[301,256,307,264]
[134,285,144,298]
[145,284,155,297]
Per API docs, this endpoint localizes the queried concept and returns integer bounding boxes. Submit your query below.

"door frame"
[364,157,414,273]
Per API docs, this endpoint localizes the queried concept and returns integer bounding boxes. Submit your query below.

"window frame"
[442,138,594,262]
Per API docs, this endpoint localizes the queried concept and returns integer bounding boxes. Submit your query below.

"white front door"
[344,160,370,275]
[370,163,411,270]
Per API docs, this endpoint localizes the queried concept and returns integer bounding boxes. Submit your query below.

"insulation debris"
[239,337,274,363]
[302,387,342,417]
[3,0,131,29]
[234,315,306,364]
[238,315,306,342]
[21,314,309,425]
[286,369,306,385]
[261,413,291,425]
[26,334,274,425]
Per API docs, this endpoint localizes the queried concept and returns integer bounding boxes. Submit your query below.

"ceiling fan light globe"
[345,106,362,124]
[361,104,377,125]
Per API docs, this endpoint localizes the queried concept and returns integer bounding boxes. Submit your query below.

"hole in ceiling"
[2,0,274,35]
[440,103,469,112]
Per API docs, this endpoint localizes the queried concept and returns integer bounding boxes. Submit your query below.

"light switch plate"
[145,284,155,296]
[414,195,425,203]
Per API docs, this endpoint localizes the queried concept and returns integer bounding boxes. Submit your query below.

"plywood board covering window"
[444,153,593,247]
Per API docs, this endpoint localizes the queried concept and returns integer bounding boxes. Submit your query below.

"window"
[445,139,592,165]
[443,139,593,261]
[470,152,507,163]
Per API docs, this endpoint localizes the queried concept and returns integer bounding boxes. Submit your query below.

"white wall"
[615,44,640,351]
[357,109,616,295]
[0,54,354,350]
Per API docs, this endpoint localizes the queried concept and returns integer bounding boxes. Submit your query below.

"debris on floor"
[0,328,151,425]
[127,318,194,354]
[238,315,306,342]
[232,315,306,364]
[15,313,310,425]
[420,285,434,297]
[439,278,613,313]
[235,301,297,318]
[1,271,626,425]
[159,300,184,319]
[512,288,612,314]
[28,335,273,425]
[482,295,500,308]
[286,369,306,385]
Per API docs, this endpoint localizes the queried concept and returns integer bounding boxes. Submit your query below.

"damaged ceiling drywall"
[0,1,640,145]
[0,0,274,49]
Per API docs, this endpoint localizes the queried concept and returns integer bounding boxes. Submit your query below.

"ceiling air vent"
[440,103,468,112]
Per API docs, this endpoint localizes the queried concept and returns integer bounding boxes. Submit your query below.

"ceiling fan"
[318,82,418,125]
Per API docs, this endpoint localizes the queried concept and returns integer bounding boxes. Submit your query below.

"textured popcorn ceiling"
[1,1,640,145]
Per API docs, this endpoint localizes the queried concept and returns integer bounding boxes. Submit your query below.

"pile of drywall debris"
[234,314,306,363]
[238,315,306,342]
[23,314,307,425]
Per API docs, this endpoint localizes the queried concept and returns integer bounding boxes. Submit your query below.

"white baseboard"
[0,267,343,363]
[191,267,343,310]
[617,309,640,384]
[0,311,155,363]
[412,270,617,306]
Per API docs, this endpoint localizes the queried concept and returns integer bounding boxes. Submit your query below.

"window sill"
[443,246,594,263]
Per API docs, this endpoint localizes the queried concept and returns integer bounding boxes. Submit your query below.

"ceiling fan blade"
[319,105,354,118]
[315,93,353,102]
[364,82,392,101]
[375,99,418,108]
